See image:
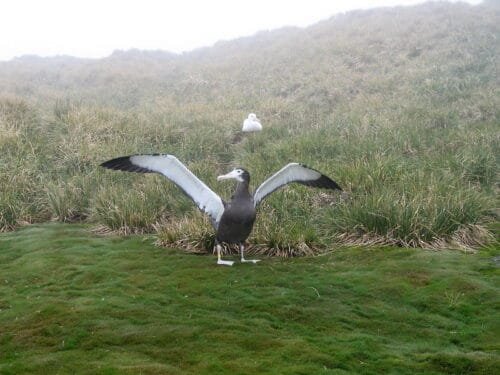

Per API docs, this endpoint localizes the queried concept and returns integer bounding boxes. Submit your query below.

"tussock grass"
[335,224,494,252]
[90,180,171,233]
[326,174,493,246]
[155,213,215,253]
[0,2,498,252]
[45,176,93,222]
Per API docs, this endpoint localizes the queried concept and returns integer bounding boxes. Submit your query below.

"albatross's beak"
[217,170,240,181]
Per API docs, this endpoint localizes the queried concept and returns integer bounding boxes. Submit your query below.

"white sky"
[0,0,482,61]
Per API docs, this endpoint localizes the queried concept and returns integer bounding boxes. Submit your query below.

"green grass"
[0,224,498,374]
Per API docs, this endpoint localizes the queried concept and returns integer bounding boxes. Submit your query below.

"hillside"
[1,2,498,111]
[0,1,498,251]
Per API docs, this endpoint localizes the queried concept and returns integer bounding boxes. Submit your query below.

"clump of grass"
[45,176,92,222]
[90,173,182,233]
[326,173,493,249]
[0,96,37,134]
[0,97,49,230]
[0,194,24,231]
[90,182,170,234]
[249,203,324,257]
[155,212,215,253]
[432,224,495,251]
[458,147,498,186]
[335,224,494,252]
[0,175,47,231]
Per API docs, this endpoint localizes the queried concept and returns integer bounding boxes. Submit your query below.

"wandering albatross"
[242,113,262,132]
[101,154,341,265]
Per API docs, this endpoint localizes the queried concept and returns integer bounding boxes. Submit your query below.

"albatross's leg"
[240,243,260,264]
[216,243,234,266]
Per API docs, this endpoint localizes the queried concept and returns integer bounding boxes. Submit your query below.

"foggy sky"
[0,0,482,61]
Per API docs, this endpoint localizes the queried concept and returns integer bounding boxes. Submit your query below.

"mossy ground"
[1,224,498,374]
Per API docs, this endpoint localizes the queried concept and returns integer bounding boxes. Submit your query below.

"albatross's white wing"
[101,154,225,227]
[242,119,262,132]
[242,116,262,132]
[253,163,341,207]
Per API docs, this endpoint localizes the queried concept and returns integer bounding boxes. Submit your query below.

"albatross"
[101,154,342,266]
[242,113,262,132]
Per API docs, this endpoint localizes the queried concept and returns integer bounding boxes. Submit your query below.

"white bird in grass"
[101,154,342,266]
[242,113,262,132]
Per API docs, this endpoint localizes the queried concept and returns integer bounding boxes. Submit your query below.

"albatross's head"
[217,168,250,183]
[248,113,258,121]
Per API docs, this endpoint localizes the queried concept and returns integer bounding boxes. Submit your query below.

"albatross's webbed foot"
[216,244,234,266]
[240,244,260,264]
[241,259,260,264]
[217,259,234,266]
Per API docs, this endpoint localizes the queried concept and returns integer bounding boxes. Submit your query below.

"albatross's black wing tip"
[312,174,342,191]
[301,174,342,191]
[100,155,153,173]
[299,163,342,191]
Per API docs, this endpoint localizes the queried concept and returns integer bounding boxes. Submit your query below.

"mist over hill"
[1,1,498,116]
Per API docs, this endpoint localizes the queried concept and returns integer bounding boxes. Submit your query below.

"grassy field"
[0,224,498,374]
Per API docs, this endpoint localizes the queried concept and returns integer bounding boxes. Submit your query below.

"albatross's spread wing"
[101,154,225,227]
[253,163,341,207]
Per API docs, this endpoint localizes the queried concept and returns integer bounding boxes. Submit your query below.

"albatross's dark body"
[217,180,256,244]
